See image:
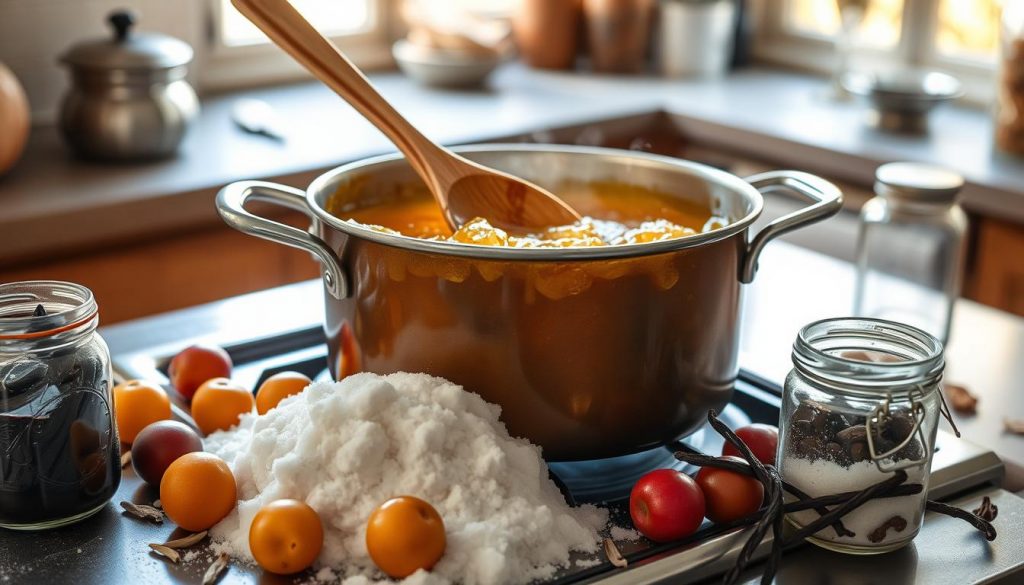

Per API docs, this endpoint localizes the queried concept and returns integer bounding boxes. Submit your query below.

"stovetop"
[105,316,1009,584]
[2,284,1019,584]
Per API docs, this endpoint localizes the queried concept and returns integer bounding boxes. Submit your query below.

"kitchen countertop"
[2,65,1024,266]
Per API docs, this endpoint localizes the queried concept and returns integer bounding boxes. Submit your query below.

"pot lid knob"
[108,10,136,43]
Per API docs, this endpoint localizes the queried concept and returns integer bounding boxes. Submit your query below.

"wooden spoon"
[232,0,581,232]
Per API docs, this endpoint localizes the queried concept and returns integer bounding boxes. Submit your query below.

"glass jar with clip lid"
[777,317,957,554]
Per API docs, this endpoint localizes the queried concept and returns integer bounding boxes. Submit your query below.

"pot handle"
[216,180,348,299]
[740,171,844,283]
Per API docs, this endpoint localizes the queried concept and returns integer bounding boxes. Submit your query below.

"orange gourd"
[0,62,30,176]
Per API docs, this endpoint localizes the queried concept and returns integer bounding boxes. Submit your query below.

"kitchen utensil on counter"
[853,162,967,344]
[0,281,120,530]
[997,0,1024,156]
[780,317,944,554]
[392,39,501,88]
[232,98,286,141]
[232,0,580,232]
[0,62,30,176]
[657,0,736,77]
[58,10,198,161]
[216,144,843,460]
[513,0,582,70]
[842,70,963,133]
[583,0,654,73]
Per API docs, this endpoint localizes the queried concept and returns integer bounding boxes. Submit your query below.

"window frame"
[752,0,999,105]
[200,0,397,92]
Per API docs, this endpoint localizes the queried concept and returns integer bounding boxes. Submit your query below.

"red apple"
[722,424,779,466]
[168,344,232,400]
[629,469,705,542]
[696,456,765,524]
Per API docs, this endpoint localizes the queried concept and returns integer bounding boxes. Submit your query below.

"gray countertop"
[2,65,1023,264]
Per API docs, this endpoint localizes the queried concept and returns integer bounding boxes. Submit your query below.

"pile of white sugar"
[204,372,607,584]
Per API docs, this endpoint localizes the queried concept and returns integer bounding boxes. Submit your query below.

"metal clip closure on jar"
[780,317,945,554]
[864,387,930,472]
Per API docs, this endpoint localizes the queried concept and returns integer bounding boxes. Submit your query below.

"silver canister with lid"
[853,162,968,344]
[58,10,199,160]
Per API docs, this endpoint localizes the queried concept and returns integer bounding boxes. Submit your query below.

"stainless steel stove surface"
[3,281,1021,585]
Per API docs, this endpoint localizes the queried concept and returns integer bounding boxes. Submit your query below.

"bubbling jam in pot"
[337,180,728,247]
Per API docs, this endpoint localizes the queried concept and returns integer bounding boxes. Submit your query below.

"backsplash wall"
[0,0,207,123]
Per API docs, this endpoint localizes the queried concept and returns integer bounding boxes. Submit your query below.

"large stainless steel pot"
[216,145,842,460]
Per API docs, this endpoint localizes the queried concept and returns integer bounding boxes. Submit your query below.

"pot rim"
[305,143,763,261]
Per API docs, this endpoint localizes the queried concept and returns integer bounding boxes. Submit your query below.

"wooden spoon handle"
[231,0,439,179]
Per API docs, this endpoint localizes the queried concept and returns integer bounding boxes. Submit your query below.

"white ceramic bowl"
[392,40,500,88]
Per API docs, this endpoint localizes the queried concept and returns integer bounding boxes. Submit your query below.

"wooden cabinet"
[966,216,1024,316]
[0,211,320,325]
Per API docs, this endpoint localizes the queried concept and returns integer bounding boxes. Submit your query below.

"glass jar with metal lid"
[0,281,121,530]
[778,317,945,554]
[853,162,967,344]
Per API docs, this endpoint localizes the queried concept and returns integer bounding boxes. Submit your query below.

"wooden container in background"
[513,0,581,69]
[583,0,654,73]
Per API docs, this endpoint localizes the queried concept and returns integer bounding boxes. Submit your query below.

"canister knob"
[108,10,137,42]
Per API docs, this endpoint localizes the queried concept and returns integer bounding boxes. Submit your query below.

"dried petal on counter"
[972,496,999,522]
[945,384,978,414]
[202,552,229,585]
[120,501,163,523]
[120,451,132,468]
[1004,418,1024,435]
[161,531,208,549]
[603,538,628,568]
[148,543,180,564]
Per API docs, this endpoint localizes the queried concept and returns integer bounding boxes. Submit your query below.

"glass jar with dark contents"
[0,281,120,530]
[779,317,943,554]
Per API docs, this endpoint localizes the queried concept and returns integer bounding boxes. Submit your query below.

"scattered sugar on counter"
[205,372,607,584]
[609,526,641,542]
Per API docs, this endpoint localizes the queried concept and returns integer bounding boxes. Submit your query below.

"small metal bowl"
[842,70,964,133]
[392,40,500,88]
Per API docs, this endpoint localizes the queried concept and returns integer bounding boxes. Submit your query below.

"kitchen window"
[756,0,1003,102]
[202,0,395,90]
